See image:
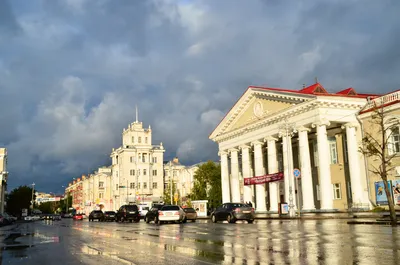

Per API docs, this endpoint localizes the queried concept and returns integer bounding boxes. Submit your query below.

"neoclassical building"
[110,114,165,210]
[210,82,378,212]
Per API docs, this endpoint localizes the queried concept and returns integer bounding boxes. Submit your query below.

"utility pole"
[170,161,173,204]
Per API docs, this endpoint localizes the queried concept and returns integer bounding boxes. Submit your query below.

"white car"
[157,205,186,224]
[139,206,149,219]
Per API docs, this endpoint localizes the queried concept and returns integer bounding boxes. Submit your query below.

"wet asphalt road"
[0,218,399,265]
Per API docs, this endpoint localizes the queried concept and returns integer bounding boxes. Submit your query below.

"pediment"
[228,97,293,131]
[210,87,313,140]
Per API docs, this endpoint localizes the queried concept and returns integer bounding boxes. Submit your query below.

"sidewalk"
[198,212,383,220]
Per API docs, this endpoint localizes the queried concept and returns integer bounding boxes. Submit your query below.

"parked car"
[2,213,16,223]
[89,210,104,222]
[0,214,12,225]
[115,205,140,223]
[73,214,84,220]
[144,204,164,224]
[138,205,150,219]
[183,207,197,222]
[103,211,116,221]
[158,205,186,224]
[211,203,255,223]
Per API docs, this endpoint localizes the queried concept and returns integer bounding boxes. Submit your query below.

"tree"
[59,195,72,213]
[190,161,221,209]
[6,186,35,217]
[360,102,398,226]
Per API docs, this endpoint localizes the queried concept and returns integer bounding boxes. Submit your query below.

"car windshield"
[230,203,247,208]
[94,211,102,213]
[105,211,115,214]
[125,205,138,211]
[183,208,196,213]
[161,206,179,211]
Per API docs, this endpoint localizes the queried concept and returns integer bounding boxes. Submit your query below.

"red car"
[73,214,84,220]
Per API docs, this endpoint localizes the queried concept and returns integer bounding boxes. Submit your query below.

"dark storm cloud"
[0,0,400,192]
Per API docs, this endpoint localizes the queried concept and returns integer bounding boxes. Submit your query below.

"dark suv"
[144,204,164,223]
[116,205,140,223]
[89,210,104,222]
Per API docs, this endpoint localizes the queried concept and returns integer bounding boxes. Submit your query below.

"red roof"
[251,83,380,98]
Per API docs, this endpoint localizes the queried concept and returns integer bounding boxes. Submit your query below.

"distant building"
[110,112,165,210]
[65,176,84,213]
[82,166,112,215]
[0,148,8,213]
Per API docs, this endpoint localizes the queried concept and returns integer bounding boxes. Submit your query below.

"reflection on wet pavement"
[0,219,399,264]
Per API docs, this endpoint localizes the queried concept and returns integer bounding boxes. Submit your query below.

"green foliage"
[371,206,386,212]
[6,185,35,216]
[190,161,221,209]
[38,202,55,214]
[59,195,72,212]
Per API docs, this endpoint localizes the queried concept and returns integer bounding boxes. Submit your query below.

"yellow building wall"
[330,134,349,210]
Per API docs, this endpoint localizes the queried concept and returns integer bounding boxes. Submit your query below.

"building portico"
[210,83,376,212]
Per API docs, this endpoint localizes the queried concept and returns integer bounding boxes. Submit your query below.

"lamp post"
[279,118,296,218]
[31,183,35,210]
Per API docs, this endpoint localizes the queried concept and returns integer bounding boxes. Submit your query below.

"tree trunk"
[383,178,397,226]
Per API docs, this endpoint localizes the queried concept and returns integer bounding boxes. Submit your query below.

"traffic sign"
[293,168,301,178]
[174,193,179,202]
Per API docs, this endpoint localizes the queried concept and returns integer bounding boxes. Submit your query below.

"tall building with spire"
[110,108,165,210]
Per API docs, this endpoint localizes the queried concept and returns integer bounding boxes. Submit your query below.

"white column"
[343,123,366,204]
[313,121,334,210]
[282,135,296,209]
[266,137,279,212]
[298,126,315,211]
[240,145,252,204]
[253,141,267,212]
[219,151,231,203]
[229,148,241,202]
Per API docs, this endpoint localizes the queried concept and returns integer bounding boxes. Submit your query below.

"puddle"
[80,245,136,265]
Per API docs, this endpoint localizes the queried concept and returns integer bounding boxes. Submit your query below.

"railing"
[371,90,400,108]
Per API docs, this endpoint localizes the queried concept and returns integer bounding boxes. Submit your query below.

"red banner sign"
[244,172,284,185]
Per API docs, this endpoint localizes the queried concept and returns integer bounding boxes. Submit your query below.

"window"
[99,193,103,198]
[130,156,136,163]
[132,136,134,143]
[389,126,400,154]
[138,153,142,162]
[333,183,342,199]
[130,182,135,189]
[137,183,140,189]
[138,137,142,143]
[328,137,338,164]
[116,184,118,190]
[152,157,157,163]
[143,169,147,175]
[152,182,157,189]
[143,182,147,189]
[130,169,135,176]
[173,170,177,177]
[145,137,148,144]
[152,169,157,176]
[142,153,146,163]
[99,181,104,188]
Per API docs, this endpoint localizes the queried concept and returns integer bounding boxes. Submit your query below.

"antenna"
[135,105,138,122]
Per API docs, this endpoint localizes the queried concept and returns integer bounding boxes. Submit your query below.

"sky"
[1,0,400,193]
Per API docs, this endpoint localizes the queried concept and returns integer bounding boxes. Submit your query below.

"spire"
[135,104,138,123]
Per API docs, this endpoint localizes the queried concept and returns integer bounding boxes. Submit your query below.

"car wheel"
[227,214,235,223]
[248,220,254,224]
[211,215,217,223]
[134,218,140,223]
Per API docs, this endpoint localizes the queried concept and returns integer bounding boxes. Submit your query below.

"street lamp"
[31,183,35,210]
[279,118,296,218]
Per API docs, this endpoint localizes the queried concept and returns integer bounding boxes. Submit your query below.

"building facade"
[359,90,400,208]
[210,83,377,212]
[82,166,113,215]
[110,117,165,210]
[163,157,202,203]
[66,176,84,213]
[0,148,8,213]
